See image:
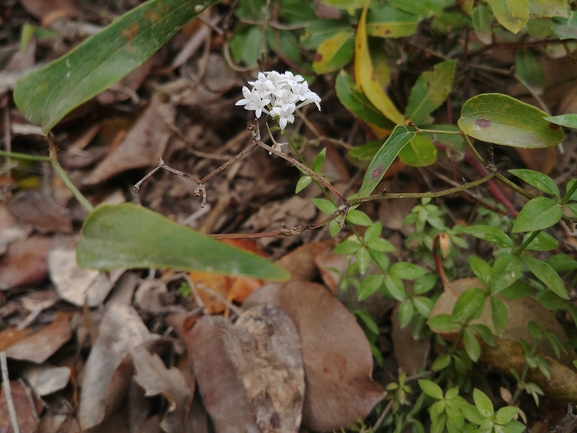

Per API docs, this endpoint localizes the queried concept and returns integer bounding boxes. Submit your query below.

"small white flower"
[237,70,321,132]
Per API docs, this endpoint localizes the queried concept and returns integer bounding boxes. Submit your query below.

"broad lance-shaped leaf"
[354,1,404,125]
[458,94,564,148]
[14,0,217,134]
[76,204,289,281]
[366,5,419,39]
[552,11,577,40]
[405,60,456,126]
[544,113,577,129]
[313,31,354,74]
[354,125,415,198]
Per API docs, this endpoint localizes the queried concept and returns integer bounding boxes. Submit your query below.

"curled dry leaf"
[176,305,305,433]
[79,304,155,430]
[22,364,71,396]
[243,281,385,432]
[132,345,193,433]
[430,277,577,404]
[5,312,73,363]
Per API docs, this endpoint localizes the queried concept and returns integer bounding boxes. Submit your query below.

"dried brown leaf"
[243,281,385,431]
[83,94,175,186]
[391,304,430,375]
[7,191,72,233]
[0,380,43,433]
[0,235,52,290]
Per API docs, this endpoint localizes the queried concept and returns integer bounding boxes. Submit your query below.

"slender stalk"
[46,135,94,212]
[1,351,20,433]
[515,230,540,255]
[462,134,485,164]
[0,150,50,162]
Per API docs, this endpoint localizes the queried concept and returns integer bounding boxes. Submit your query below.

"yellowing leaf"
[486,0,529,35]
[354,2,404,125]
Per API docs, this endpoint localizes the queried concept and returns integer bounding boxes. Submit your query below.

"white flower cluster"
[236,71,321,130]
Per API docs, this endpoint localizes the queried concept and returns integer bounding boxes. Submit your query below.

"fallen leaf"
[177,305,305,433]
[0,380,43,433]
[22,364,71,396]
[391,303,430,375]
[83,94,175,186]
[5,312,73,363]
[7,191,73,233]
[79,304,156,430]
[133,345,193,433]
[20,0,81,21]
[275,240,335,282]
[243,281,385,431]
[0,203,32,255]
[0,235,52,290]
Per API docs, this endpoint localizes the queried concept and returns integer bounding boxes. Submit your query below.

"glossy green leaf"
[299,19,352,50]
[414,274,437,295]
[405,60,456,126]
[413,296,433,317]
[546,253,577,272]
[432,353,452,371]
[356,247,371,274]
[313,30,355,74]
[358,274,384,300]
[490,253,521,294]
[76,204,289,280]
[544,113,577,129]
[508,169,559,197]
[419,379,444,400]
[522,256,568,299]
[473,388,494,418]
[529,0,568,18]
[458,94,564,148]
[335,71,396,130]
[399,134,438,167]
[463,327,481,361]
[346,209,373,226]
[353,309,380,334]
[427,314,459,331]
[312,198,337,215]
[512,197,562,232]
[460,225,513,248]
[384,274,407,301]
[523,231,558,251]
[472,5,493,44]
[295,176,312,193]
[452,288,485,322]
[486,0,529,34]
[552,11,577,39]
[515,49,544,94]
[469,324,496,346]
[355,125,415,198]
[490,295,508,337]
[388,0,444,18]
[398,298,415,327]
[469,255,491,288]
[390,262,428,280]
[366,5,420,38]
[312,148,326,172]
[14,0,217,134]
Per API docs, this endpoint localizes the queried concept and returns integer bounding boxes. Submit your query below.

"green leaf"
[313,30,355,74]
[470,324,496,346]
[460,225,513,248]
[333,239,361,255]
[522,256,568,299]
[353,309,380,334]
[499,279,532,300]
[14,0,217,134]
[356,247,371,274]
[452,288,485,322]
[413,296,433,317]
[463,327,481,361]
[299,19,352,50]
[76,204,289,280]
[512,197,563,232]
[419,379,444,400]
[431,11,470,34]
[358,274,384,300]
[529,0,568,18]
[366,4,420,38]
[230,27,261,67]
[546,253,577,272]
[552,11,577,40]
[346,209,373,226]
[399,135,438,167]
[428,314,459,331]
[508,169,559,197]
[515,49,544,94]
[490,253,522,294]
[472,5,493,45]
[364,221,382,242]
[312,198,337,214]
[355,125,415,198]
[389,0,444,18]
[366,237,396,252]
[458,94,564,148]
[523,231,558,251]
[432,353,452,371]
[320,0,365,8]
[544,113,577,129]
[335,71,396,130]
[405,60,456,126]
[398,298,415,327]
[486,0,529,34]
[295,176,312,193]
[311,148,326,172]
[384,274,407,301]
[390,262,428,280]
[469,255,491,288]
[490,296,508,336]
[496,406,518,424]
[414,274,438,294]
[473,388,495,418]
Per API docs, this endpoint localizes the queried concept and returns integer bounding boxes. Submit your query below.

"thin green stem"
[561,180,577,205]
[462,134,485,163]
[349,173,496,206]
[46,135,94,212]
[414,128,463,136]
[514,230,540,255]
[494,173,533,200]
[0,150,50,162]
